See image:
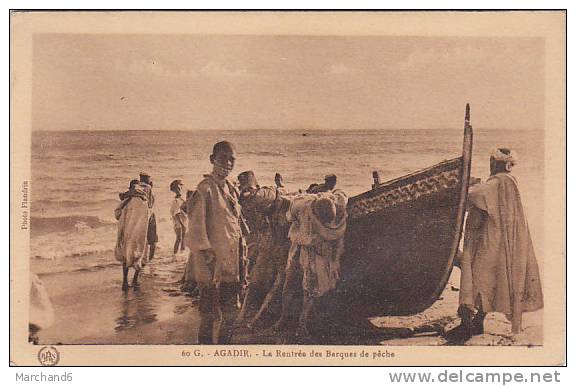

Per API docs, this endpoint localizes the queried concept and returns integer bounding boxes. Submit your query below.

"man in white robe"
[115,181,152,290]
[447,148,543,343]
[273,190,348,339]
[185,141,244,344]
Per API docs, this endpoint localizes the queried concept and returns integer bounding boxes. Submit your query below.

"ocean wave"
[32,247,116,260]
[33,152,119,162]
[33,198,120,209]
[36,261,122,276]
[32,175,121,183]
[68,152,119,162]
[244,150,287,157]
[31,215,116,237]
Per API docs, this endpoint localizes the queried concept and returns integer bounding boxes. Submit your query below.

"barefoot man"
[115,178,153,290]
[185,141,244,344]
[447,148,543,343]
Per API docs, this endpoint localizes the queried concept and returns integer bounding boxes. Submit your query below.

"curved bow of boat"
[315,105,474,320]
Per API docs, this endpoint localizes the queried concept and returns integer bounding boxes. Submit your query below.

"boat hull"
[315,125,472,320]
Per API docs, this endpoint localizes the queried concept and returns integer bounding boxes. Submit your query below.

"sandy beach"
[35,246,542,347]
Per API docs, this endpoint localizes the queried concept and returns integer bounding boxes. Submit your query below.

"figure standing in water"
[446,148,543,343]
[170,179,187,255]
[115,178,153,290]
[139,172,157,261]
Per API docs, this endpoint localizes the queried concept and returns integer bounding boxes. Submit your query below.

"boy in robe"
[185,141,244,344]
[446,148,543,343]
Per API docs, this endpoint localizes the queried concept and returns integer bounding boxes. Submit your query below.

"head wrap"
[129,179,139,190]
[139,171,152,184]
[170,179,183,193]
[324,174,337,182]
[490,148,518,171]
[238,171,258,189]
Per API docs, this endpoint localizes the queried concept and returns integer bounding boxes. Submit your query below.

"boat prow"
[316,104,473,320]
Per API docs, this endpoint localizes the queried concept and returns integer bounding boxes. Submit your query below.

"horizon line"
[31,126,544,132]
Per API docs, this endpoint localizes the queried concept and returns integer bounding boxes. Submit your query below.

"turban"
[490,148,518,171]
[170,179,183,193]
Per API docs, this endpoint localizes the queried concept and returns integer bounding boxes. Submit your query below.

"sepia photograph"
[9,10,566,366]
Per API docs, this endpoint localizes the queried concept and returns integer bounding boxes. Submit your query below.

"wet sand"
[36,248,542,346]
[37,251,201,345]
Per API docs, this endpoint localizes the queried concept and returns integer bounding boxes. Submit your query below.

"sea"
[30,128,545,276]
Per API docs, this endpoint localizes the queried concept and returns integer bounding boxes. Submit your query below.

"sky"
[32,34,545,131]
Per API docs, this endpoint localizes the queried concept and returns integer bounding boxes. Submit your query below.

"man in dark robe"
[235,171,291,327]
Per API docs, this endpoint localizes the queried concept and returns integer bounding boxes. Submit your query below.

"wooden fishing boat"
[314,104,473,321]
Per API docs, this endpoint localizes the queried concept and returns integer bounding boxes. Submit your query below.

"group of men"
[114,140,543,345]
[178,141,348,344]
[112,140,347,344]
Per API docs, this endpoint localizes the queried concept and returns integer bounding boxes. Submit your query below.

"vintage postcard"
[10,11,566,366]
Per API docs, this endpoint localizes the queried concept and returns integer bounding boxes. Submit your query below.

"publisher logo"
[38,346,60,366]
